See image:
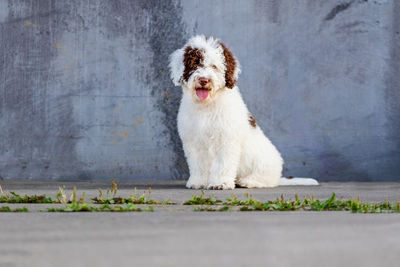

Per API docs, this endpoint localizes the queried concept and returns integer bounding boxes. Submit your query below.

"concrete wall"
[0,0,399,181]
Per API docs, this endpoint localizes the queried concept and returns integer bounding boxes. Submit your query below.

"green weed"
[2,182,400,214]
[0,206,29,212]
[224,192,261,206]
[49,186,154,212]
[238,193,400,213]
[47,203,154,212]
[92,184,165,205]
[193,206,230,212]
[46,202,94,212]
[0,185,55,203]
[183,190,222,205]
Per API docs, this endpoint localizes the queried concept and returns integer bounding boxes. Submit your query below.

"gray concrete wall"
[0,0,399,181]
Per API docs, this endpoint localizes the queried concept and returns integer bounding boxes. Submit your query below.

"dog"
[169,35,318,189]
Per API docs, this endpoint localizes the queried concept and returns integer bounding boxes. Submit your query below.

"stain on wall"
[324,1,353,21]
[384,0,400,178]
[139,0,189,179]
[0,0,399,181]
[0,1,87,180]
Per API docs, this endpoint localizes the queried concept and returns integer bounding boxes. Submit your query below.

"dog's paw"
[186,183,206,189]
[207,182,235,190]
[186,181,206,189]
[186,176,207,189]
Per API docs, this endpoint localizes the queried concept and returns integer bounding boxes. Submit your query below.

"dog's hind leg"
[236,176,319,188]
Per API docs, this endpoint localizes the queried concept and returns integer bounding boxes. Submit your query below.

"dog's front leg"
[183,143,209,189]
[207,143,240,190]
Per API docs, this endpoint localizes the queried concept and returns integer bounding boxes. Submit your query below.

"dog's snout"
[198,77,209,87]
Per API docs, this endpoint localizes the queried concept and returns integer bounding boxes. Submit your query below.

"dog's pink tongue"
[196,89,209,100]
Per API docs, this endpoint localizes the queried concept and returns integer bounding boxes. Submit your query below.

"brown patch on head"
[219,42,237,89]
[182,46,204,82]
[249,115,257,128]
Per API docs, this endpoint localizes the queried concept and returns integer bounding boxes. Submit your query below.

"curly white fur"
[169,35,318,189]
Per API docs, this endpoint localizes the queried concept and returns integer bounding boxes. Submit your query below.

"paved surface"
[0,181,400,267]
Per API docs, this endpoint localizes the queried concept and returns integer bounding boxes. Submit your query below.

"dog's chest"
[178,105,227,148]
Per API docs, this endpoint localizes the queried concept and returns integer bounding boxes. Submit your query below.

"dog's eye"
[211,65,218,70]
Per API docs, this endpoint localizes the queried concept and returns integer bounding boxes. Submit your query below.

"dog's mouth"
[195,87,211,100]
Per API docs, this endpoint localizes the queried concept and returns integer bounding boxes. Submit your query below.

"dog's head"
[169,35,240,102]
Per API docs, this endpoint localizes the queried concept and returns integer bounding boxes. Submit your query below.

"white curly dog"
[169,35,318,189]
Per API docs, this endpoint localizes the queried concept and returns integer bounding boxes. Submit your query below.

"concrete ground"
[0,181,399,267]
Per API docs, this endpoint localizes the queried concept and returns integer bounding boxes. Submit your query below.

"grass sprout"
[91,183,169,205]
[193,206,230,212]
[1,182,399,214]
[0,206,29,212]
[0,187,55,204]
[238,193,400,213]
[183,190,222,205]
[224,193,260,206]
[47,202,154,212]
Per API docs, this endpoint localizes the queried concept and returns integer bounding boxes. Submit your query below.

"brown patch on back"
[219,42,237,89]
[249,115,257,128]
[182,46,204,82]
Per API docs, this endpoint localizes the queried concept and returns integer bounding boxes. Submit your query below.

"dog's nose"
[198,77,209,87]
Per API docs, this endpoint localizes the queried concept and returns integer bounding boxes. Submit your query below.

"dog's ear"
[169,48,185,86]
[220,42,241,89]
[182,46,203,82]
